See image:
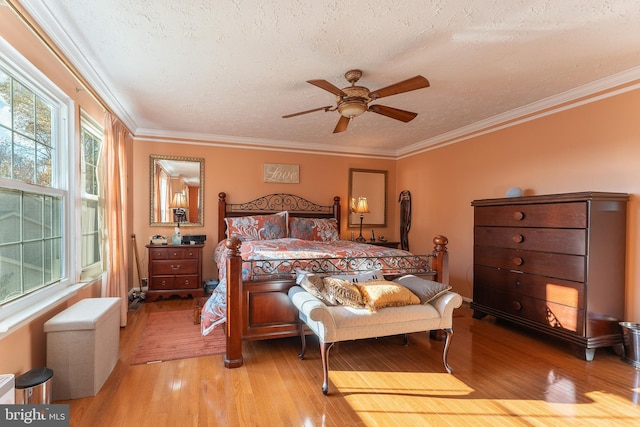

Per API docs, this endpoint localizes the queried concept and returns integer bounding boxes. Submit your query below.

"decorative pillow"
[225,211,287,241]
[288,217,339,241]
[295,270,335,306]
[355,280,420,312]
[328,269,384,283]
[392,275,452,304]
[322,277,365,308]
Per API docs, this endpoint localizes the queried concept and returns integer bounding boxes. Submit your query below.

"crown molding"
[396,66,640,159]
[134,129,397,160]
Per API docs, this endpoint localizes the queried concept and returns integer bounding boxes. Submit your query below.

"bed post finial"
[431,235,449,285]
[333,196,341,231]
[218,193,228,243]
[225,237,241,256]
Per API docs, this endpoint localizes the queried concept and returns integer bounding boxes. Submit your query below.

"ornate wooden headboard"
[217,192,341,242]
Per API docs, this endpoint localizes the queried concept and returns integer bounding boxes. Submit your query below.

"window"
[80,113,103,280]
[0,38,74,313]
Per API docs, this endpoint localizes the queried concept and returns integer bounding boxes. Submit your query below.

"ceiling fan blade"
[368,105,418,122]
[333,116,350,133]
[282,106,333,118]
[369,76,430,100]
[307,79,347,97]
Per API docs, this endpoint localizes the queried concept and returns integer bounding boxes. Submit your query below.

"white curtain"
[98,112,130,326]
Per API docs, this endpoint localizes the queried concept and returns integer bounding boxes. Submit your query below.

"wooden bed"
[213,192,449,368]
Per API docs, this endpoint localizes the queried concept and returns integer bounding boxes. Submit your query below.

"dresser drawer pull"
[513,211,524,220]
[512,257,523,266]
[512,301,522,311]
[184,280,190,286]
[160,280,166,287]
[170,264,181,270]
[512,234,524,243]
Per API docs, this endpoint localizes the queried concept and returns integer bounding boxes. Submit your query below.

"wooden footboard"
[223,235,449,369]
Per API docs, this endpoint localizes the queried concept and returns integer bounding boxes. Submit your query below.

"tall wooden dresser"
[146,244,204,302]
[471,192,628,360]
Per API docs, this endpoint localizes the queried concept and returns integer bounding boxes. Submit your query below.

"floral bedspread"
[200,238,422,336]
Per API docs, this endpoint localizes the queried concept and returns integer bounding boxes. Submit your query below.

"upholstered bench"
[288,274,462,394]
[44,297,121,400]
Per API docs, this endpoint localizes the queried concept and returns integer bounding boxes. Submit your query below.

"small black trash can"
[620,322,640,369]
[15,367,53,404]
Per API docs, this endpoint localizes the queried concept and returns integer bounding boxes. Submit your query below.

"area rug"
[131,309,225,365]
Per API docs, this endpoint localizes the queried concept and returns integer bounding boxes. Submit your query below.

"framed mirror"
[348,168,387,227]
[150,155,204,227]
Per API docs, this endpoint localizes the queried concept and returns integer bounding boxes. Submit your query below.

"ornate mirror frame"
[348,168,387,227]
[149,155,204,227]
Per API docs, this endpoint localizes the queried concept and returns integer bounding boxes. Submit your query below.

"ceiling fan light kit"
[283,69,430,133]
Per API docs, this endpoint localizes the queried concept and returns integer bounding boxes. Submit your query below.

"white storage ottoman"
[44,297,121,401]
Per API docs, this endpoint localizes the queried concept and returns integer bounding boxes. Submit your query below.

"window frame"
[0,37,81,336]
[79,111,103,280]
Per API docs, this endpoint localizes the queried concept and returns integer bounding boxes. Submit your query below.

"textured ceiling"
[15,0,640,157]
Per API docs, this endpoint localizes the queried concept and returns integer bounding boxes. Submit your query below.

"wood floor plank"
[61,299,640,426]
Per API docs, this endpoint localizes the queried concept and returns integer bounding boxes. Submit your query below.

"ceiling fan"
[282,69,430,133]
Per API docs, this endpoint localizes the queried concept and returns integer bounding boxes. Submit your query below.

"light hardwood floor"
[61,298,640,426]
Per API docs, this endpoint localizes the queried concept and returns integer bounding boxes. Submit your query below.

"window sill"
[0,281,95,340]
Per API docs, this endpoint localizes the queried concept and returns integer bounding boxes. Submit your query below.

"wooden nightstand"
[146,244,204,302]
[367,241,400,249]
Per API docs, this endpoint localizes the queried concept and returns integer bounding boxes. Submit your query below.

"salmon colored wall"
[0,7,130,375]
[132,139,397,282]
[398,87,640,321]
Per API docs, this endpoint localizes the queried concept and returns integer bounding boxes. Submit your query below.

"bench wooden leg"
[442,328,454,374]
[298,320,307,359]
[321,342,335,395]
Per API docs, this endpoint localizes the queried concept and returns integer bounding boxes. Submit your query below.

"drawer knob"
[512,234,524,243]
[170,264,181,270]
[184,280,190,285]
[512,257,523,266]
[512,301,522,311]
[160,280,166,287]
[513,211,524,220]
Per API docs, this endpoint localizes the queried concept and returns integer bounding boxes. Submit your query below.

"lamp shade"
[355,197,370,214]
[170,192,188,209]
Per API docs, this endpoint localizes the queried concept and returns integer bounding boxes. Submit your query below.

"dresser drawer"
[151,259,198,275]
[474,247,585,282]
[474,202,587,228]
[474,288,584,334]
[474,227,586,255]
[474,265,584,308]
[149,247,201,260]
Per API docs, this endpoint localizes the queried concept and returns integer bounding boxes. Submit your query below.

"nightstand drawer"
[151,259,198,275]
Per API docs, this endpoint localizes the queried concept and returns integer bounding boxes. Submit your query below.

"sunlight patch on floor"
[330,371,640,426]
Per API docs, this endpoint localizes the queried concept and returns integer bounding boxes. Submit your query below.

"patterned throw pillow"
[295,270,335,306]
[288,217,339,241]
[322,277,365,308]
[225,211,287,241]
[392,275,452,304]
[355,280,420,312]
